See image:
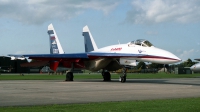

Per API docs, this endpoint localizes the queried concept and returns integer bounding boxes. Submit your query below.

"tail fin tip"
[48,23,54,30]
[83,25,89,32]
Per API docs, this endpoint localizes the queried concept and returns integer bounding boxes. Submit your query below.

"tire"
[120,76,126,83]
[66,72,74,81]
[103,72,111,81]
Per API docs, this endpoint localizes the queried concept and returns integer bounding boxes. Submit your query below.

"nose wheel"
[120,75,126,83]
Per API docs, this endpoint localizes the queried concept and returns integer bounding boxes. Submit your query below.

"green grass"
[0,97,200,112]
[0,73,200,80]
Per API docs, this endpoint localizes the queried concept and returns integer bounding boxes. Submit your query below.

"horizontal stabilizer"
[8,55,26,60]
[194,59,200,61]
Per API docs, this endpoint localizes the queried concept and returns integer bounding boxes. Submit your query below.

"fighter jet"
[9,24,181,82]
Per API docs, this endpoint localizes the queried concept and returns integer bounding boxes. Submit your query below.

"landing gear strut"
[120,67,127,83]
[102,70,111,81]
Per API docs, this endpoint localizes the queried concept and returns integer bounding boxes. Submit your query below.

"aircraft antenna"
[118,40,120,45]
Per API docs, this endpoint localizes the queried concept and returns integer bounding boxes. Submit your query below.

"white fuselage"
[92,43,181,64]
[190,62,200,72]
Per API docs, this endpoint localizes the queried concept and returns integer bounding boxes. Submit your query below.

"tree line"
[136,58,198,70]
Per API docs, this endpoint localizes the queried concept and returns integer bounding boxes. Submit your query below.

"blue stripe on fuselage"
[87,52,146,57]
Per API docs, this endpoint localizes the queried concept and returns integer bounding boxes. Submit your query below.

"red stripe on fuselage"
[138,56,179,60]
[87,55,179,61]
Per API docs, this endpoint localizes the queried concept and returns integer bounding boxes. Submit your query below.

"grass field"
[0,72,200,80]
[0,97,200,112]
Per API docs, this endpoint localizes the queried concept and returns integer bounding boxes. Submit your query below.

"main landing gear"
[120,67,127,83]
[101,67,128,83]
[65,63,74,81]
[65,72,74,81]
[102,70,111,81]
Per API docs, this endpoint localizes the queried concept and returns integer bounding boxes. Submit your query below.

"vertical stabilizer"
[82,25,98,52]
[47,24,64,54]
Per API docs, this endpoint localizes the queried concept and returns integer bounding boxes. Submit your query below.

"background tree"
[148,63,164,69]
[185,58,195,67]
[177,58,196,67]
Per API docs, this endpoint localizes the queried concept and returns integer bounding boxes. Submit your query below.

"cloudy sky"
[0,0,200,61]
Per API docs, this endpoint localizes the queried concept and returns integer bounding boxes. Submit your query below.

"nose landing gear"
[119,67,127,83]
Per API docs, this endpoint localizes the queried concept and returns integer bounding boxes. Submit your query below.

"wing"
[9,52,145,60]
[8,52,145,71]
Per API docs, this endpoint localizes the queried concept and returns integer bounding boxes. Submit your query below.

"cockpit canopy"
[128,39,154,47]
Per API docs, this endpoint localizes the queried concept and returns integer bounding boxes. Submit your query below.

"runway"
[1,78,200,106]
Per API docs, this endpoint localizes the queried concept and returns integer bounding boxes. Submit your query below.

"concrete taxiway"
[1,78,200,106]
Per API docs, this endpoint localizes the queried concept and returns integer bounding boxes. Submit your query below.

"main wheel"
[102,72,111,81]
[65,72,74,81]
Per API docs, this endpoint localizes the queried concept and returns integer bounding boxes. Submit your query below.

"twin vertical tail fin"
[47,24,64,71]
[47,24,64,54]
[82,26,98,52]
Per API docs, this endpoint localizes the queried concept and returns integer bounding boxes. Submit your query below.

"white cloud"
[0,0,120,24]
[178,49,200,61]
[126,0,200,24]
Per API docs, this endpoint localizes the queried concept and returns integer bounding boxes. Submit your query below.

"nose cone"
[161,49,182,64]
[171,54,182,63]
[168,56,182,64]
[154,48,182,64]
